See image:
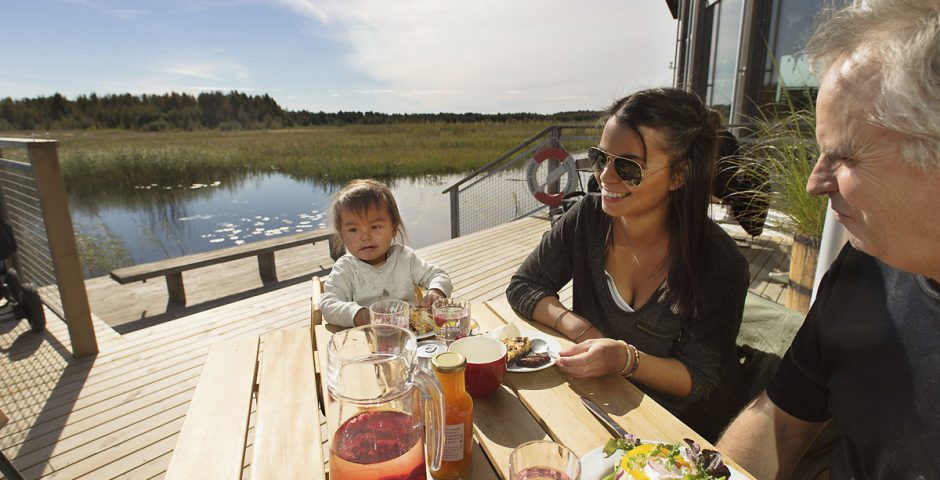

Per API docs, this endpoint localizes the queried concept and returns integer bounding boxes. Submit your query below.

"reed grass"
[51,122,557,191]
[726,103,827,238]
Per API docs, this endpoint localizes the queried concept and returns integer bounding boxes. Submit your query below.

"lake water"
[68,172,467,277]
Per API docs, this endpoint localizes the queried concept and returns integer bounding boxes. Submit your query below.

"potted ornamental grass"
[724,99,827,313]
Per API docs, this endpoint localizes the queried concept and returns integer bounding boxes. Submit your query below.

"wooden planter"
[786,233,820,314]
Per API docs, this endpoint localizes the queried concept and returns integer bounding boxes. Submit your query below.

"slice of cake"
[501,336,531,363]
[409,306,436,335]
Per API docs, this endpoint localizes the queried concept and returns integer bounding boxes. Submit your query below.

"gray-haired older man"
[717,0,940,478]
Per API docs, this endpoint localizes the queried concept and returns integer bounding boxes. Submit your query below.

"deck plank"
[0,215,795,479]
[1,302,308,445]
[251,328,323,480]
[163,335,258,480]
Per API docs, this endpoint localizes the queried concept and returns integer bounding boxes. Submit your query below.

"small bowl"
[448,335,507,398]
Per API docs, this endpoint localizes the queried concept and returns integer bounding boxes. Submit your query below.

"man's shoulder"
[827,244,888,283]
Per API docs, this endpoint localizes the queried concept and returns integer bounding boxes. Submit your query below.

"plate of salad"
[581,436,745,480]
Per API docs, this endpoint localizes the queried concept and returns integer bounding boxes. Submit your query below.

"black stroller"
[0,218,45,332]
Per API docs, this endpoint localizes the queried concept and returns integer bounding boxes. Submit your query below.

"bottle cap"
[432,352,466,373]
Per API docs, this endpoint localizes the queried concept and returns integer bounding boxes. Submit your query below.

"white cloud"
[57,0,149,19]
[157,57,251,82]
[275,0,677,113]
[110,8,148,19]
[270,0,331,23]
[58,0,102,7]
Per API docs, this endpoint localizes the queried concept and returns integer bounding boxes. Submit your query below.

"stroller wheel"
[5,266,23,301]
[21,283,45,333]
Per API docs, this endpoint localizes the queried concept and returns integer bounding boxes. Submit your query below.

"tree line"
[0,91,600,131]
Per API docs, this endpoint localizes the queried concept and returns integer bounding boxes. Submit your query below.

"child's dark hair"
[329,179,406,257]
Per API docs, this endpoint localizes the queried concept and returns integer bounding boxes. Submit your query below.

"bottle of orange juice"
[431,352,473,478]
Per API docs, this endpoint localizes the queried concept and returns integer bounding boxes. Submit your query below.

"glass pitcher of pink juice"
[327,324,445,480]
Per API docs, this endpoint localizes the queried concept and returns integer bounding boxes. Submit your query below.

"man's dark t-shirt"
[768,245,940,479]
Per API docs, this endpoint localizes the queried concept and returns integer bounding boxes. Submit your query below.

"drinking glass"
[369,299,410,329]
[432,298,471,345]
[509,440,581,480]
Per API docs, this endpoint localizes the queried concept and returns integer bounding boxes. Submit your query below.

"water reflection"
[68,171,464,278]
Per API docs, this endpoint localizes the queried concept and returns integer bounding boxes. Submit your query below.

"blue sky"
[4,0,678,114]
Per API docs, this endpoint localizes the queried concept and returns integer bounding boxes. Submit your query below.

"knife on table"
[581,396,631,440]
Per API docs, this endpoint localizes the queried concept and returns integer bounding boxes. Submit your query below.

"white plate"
[506,329,561,373]
[579,444,747,480]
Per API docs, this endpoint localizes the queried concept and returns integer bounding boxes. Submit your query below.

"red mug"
[448,336,507,398]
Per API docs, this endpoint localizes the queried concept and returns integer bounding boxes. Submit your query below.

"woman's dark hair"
[329,179,406,258]
[604,88,721,319]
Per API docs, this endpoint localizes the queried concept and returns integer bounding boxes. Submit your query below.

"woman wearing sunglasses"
[506,88,749,441]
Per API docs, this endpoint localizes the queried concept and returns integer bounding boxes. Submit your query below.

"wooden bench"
[110,228,334,304]
[165,328,324,479]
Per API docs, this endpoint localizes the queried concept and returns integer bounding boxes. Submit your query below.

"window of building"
[705,0,744,120]
[749,0,852,115]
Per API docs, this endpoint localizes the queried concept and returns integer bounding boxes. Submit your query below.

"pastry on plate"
[501,336,531,363]
[516,352,551,368]
[409,306,436,335]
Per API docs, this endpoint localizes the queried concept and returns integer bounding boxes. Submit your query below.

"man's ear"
[669,161,688,191]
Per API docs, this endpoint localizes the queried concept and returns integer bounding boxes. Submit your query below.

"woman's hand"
[420,288,446,308]
[555,338,629,378]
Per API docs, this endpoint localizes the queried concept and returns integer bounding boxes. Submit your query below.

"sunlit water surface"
[69,172,465,277]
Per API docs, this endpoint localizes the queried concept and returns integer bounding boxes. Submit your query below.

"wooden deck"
[0,214,791,479]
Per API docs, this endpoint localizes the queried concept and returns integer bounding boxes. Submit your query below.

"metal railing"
[443,125,601,238]
[0,138,97,357]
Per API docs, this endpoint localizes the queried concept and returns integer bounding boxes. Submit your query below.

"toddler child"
[320,179,452,327]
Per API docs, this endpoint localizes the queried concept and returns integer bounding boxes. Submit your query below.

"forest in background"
[0,91,601,131]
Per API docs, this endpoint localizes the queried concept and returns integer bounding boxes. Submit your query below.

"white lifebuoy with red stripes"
[525,146,578,207]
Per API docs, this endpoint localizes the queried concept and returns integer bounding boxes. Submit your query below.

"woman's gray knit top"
[506,194,749,439]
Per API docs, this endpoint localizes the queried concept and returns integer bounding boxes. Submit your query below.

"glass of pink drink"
[509,440,581,480]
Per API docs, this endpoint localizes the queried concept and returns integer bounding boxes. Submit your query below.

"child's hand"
[353,307,371,326]
[421,289,446,308]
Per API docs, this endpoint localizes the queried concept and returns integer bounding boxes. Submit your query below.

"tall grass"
[52,122,556,191]
[726,104,827,238]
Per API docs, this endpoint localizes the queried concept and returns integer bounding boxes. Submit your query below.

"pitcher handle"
[413,368,445,471]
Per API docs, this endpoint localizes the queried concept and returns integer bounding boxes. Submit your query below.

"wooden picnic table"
[165,294,753,479]
[164,326,324,480]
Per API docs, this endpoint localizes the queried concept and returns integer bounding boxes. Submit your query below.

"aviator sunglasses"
[587,146,676,187]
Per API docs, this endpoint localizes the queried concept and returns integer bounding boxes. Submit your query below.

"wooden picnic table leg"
[258,252,277,281]
[166,272,186,304]
[0,453,25,480]
[0,410,26,480]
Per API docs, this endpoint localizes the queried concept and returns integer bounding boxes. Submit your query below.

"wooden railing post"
[449,188,461,238]
[547,126,562,197]
[28,141,98,357]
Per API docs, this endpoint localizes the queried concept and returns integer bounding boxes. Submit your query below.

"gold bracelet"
[617,340,633,375]
[553,308,572,331]
[573,323,593,342]
[623,344,640,378]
